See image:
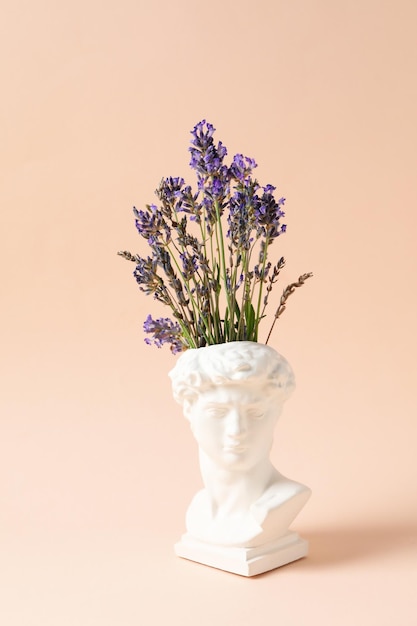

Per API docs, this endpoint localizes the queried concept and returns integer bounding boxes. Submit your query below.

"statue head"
[169,342,295,471]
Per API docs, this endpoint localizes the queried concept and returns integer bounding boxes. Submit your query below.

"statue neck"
[198,450,275,518]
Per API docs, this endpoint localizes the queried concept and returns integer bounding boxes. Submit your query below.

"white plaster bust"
[169,341,311,548]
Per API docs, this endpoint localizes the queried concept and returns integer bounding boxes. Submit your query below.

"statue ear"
[182,391,199,423]
[183,399,193,421]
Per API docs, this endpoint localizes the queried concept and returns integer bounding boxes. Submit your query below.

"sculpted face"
[185,385,281,471]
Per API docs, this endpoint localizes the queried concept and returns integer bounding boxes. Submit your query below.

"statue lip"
[222,445,247,453]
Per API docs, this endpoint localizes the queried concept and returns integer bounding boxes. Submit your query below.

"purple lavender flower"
[189,120,228,177]
[133,256,173,306]
[211,175,227,198]
[174,186,203,224]
[229,153,257,181]
[133,256,158,292]
[227,180,260,250]
[134,204,170,245]
[156,177,186,218]
[179,251,199,279]
[254,261,272,281]
[254,188,286,239]
[143,314,184,354]
[190,119,214,146]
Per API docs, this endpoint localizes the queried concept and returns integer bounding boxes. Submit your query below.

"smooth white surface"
[170,342,311,570]
[175,531,309,576]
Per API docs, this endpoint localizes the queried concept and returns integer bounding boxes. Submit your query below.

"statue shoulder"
[257,473,311,512]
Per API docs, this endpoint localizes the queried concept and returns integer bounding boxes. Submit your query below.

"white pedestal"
[174,531,308,577]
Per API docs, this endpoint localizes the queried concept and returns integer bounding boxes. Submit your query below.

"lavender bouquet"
[118,120,312,354]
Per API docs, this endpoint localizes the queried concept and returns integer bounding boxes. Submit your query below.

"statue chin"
[185,476,312,548]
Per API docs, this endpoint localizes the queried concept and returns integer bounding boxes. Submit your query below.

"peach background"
[1,0,416,624]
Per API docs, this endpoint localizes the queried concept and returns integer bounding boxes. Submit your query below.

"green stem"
[253,235,270,339]
[213,198,234,341]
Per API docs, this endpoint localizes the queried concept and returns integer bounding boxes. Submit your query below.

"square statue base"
[174,531,308,577]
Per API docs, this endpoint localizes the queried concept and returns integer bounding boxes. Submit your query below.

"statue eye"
[247,408,264,420]
[204,406,227,418]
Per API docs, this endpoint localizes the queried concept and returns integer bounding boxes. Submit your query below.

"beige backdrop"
[1,0,416,624]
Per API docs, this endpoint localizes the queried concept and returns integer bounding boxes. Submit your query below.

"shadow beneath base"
[253,521,417,577]
[299,522,417,568]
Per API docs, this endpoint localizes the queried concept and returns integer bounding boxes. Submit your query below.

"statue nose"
[225,408,247,439]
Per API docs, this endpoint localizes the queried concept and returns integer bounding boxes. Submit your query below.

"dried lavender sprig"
[265,273,313,345]
[117,250,141,262]
[119,247,197,342]
[258,257,285,312]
